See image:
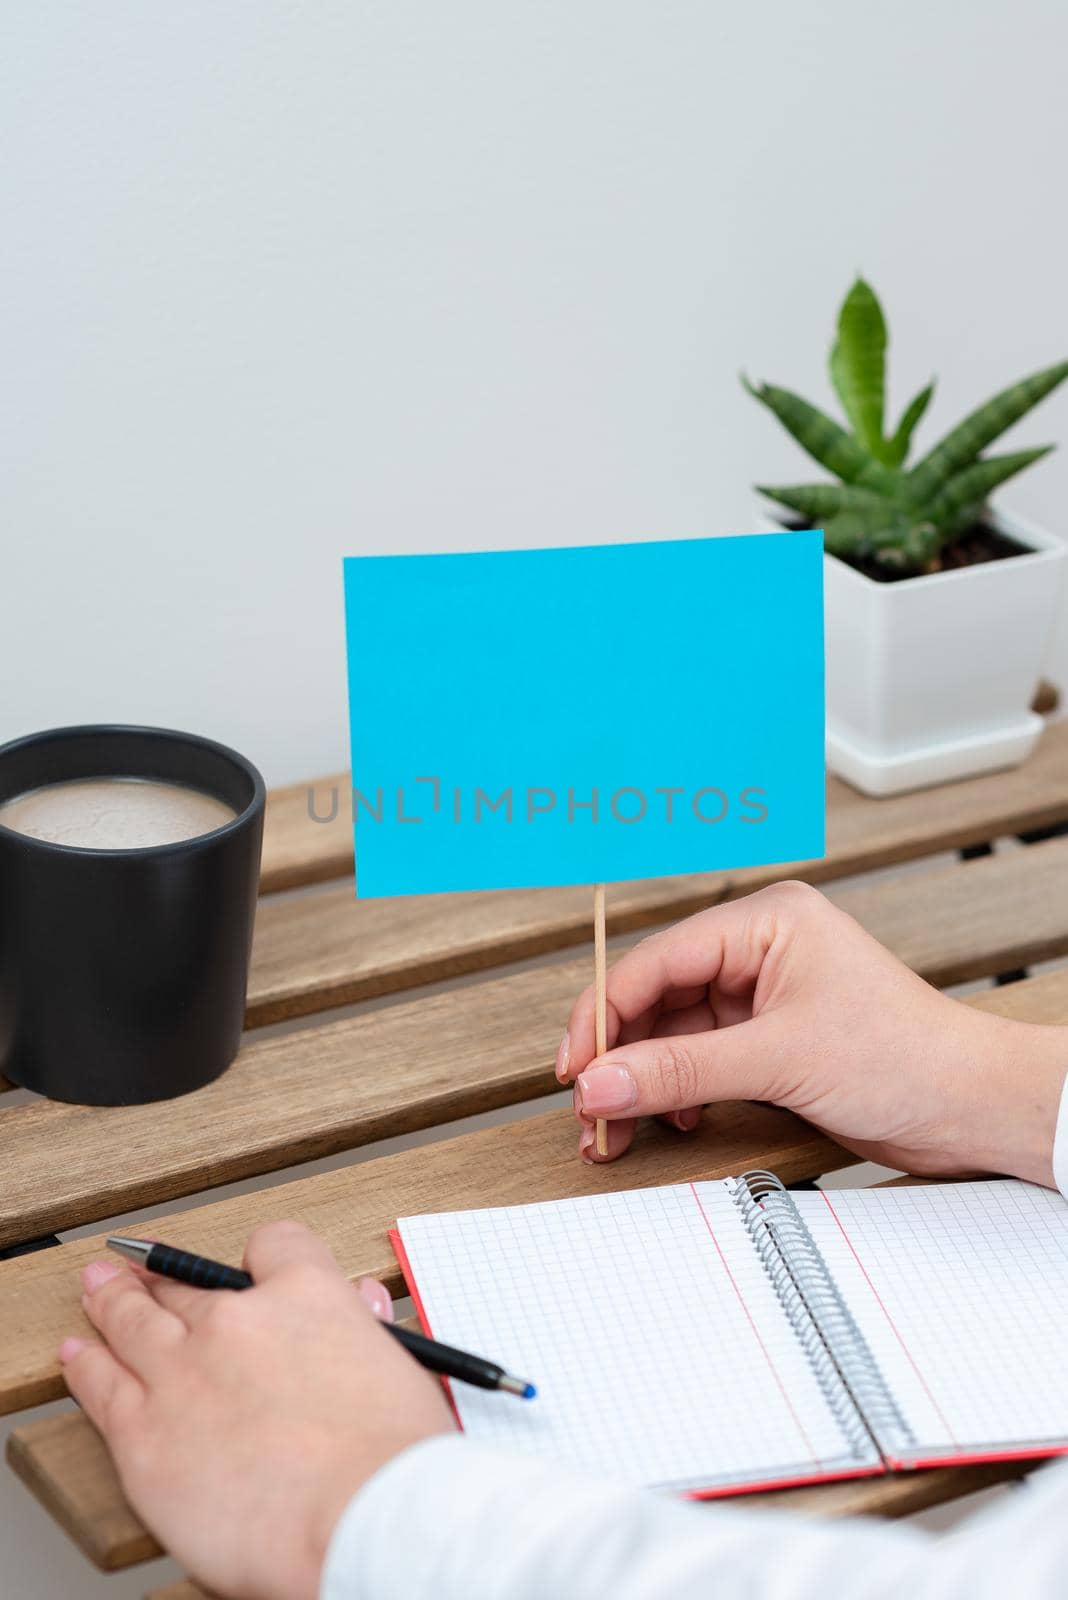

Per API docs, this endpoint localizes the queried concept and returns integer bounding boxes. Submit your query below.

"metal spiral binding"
[729,1171,913,1462]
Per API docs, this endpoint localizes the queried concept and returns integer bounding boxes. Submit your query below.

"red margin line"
[819,1192,959,1450]
[689,1182,822,1469]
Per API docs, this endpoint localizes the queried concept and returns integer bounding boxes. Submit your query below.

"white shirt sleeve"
[321,1434,1068,1600]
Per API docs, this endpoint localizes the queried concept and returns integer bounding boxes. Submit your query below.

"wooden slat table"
[7,712,1068,1598]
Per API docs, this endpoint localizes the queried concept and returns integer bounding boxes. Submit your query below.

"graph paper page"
[793,1182,1068,1463]
[395,1180,878,1492]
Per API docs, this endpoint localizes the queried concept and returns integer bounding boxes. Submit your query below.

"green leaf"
[921,446,1053,522]
[742,377,898,491]
[756,481,890,519]
[829,278,887,459]
[936,502,985,547]
[823,503,910,556]
[885,381,934,468]
[824,506,947,573]
[907,360,1068,499]
[872,522,945,570]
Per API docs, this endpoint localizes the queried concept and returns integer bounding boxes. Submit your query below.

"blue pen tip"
[522,1382,536,1400]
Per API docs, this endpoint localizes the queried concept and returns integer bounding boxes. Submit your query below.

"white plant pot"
[823,507,1066,796]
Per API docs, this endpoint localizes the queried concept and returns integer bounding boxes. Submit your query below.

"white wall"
[3,1,1068,786]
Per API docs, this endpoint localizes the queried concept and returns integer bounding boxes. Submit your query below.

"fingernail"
[57,1337,88,1363]
[574,1064,637,1115]
[356,1277,394,1322]
[676,1108,702,1132]
[80,1260,121,1294]
[579,1125,596,1165]
[555,1032,571,1082]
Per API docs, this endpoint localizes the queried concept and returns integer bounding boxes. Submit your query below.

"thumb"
[573,1016,785,1120]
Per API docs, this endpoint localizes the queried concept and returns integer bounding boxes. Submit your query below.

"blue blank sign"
[343,532,824,897]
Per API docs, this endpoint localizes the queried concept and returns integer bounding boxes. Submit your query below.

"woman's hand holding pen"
[560,880,1068,1186]
[58,1222,453,1600]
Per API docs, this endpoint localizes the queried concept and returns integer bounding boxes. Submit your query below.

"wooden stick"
[593,882,608,1156]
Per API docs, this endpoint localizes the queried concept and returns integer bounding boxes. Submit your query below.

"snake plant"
[746,279,1068,574]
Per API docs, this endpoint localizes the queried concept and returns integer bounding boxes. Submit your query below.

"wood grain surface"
[0,1100,850,1418]
[0,711,1050,1084]
[967,964,1068,1020]
[4,841,1068,1253]
[246,722,1068,1027]
[0,957,582,1250]
[260,773,356,893]
[826,834,1068,989]
[0,710,1061,1076]
[6,708,1067,1071]
[6,1414,160,1571]
[757,1457,1036,1515]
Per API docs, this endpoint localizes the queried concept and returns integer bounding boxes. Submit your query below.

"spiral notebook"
[390,1175,1068,1496]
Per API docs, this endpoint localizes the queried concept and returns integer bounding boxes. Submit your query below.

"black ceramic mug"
[0,725,265,1105]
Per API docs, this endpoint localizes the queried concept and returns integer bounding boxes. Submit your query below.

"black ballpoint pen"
[106,1237,536,1399]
